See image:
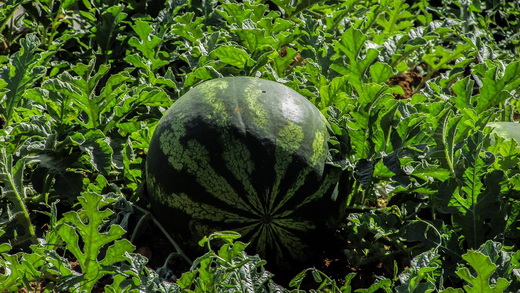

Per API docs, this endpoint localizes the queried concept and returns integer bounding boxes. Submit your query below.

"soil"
[387,71,423,99]
[280,46,307,67]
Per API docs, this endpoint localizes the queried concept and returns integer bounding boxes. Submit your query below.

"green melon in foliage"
[146,77,344,269]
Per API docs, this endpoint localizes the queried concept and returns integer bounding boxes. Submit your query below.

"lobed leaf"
[0,34,46,125]
[457,250,510,293]
[475,61,520,113]
[57,192,134,292]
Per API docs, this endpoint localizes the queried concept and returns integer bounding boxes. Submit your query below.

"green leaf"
[128,19,169,70]
[370,62,394,83]
[54,171,84,199]
[212,46,251,68]
[94,5,127,60]
[0,1,22,33]
[0,230,11,255]
[107,252,180,292]
[0,149,36,244]
[411,166,451,182]
[487,122,520,146]
[477,240,519,286]
[396,250,440,293]
[41,61,163,133]
[440,288,464,293]
[198,230,242,248]
[57,192,134,292]
[456,250,510,293]
[129,19,161,53]
[356,278,393,292]
[336,27,367,65]
[218,3,262,24]
[42,61,109,129]
[171,12,205,43]
[475,61,520,113]
[376,0,414,35]
[450,149,505,247]
[71,130,114,175]
[359,83,390,107]
[233,28,263,52]
[0,226,76,291]
[270,0,324,18]
[334,27,379,94]
[423,43,473,72]
[270,46,299,76]
[354,159,374,188]
[452,76,475,110]
[0,34,46,125]
[319,75,352,110]
[432,110,462,177]
[0,253,34,291]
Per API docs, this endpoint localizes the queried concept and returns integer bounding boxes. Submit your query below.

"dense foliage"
[0,0,519,291]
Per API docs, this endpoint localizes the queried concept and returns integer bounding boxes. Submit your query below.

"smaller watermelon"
[146,77,345,271]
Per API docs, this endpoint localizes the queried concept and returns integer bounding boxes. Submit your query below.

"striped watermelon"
[146,77,344,270]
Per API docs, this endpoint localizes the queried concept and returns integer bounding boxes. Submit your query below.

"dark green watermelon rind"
[146,77,342,267]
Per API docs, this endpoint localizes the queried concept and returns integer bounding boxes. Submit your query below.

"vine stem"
[131,203,193,265]
[0,152,37,245]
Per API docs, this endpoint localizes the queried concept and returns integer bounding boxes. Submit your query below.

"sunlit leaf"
[456,250,510,293]
[57,192,134,292]
[0,34,45,125]
[212,46,251,68]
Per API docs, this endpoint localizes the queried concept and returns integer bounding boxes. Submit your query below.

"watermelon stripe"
[297,172,339,209]
[276,122,305,151]
[272,167,312,214]
[270,122,329,213]
[234,221,261,234]
[181,142,253,213]
[310,131,327,166]
[200,79,230,127]
[250,218,311,261]
[272,220,314,262]
[149,176,261,230]
[160,127,254,214]
[158,189,250,223]
[221,132,263,215]
[244,80,269,131]
[268,122,305,212]
[159,116,187,171]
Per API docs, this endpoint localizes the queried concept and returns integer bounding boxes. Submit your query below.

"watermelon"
[146,77,344,270]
